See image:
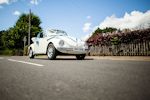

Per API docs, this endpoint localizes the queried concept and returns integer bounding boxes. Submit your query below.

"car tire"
[47,44,57,60]
[29,48,35,59]
[76,54,85,60]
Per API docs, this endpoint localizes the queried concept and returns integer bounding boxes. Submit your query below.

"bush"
[0,49,23,56]
[13,49,23,56]
[0,49,13,55]
[87,28,150,46]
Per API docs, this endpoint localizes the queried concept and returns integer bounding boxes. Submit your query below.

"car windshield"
[47,29,68,36]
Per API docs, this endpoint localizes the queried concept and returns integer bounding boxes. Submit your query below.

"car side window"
[37,32,43,38]
[40,33,43,38]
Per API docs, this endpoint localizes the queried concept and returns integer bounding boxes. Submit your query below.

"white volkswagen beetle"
[28,29,88,60]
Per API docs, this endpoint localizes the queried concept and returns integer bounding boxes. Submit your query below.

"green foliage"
[104,27,117,33]
[94,28,102,34]
[0,30,5,49]
[0,49,13,55]
[0,13,42,55]
[87,28,150,46]
[92,27,117,36]
[0,49,23,56]
[111,36,120,45]
[15,13,42,38]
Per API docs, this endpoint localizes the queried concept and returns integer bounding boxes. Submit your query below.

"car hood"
[58,36,85,47]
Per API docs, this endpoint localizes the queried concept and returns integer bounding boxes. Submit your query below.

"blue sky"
[0,0,150,39]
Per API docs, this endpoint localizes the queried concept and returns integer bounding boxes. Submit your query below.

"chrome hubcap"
[48,47,53,58]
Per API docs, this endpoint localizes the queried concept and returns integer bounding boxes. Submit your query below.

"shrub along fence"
[0,49,23,56]
[89,40,150,56]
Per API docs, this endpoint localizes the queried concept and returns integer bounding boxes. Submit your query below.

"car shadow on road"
[34,57,93,61]
[56,58,93,60]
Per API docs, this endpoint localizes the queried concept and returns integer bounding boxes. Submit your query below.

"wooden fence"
[88,41,150,56]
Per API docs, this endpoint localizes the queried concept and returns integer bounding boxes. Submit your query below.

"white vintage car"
[28,29,88,60]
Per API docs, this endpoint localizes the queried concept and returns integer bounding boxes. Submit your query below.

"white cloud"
[0,0,9,4]
[83,10,150,41]
[81,33,93,41]
[82,22,92,33]
[13,10,21,16]
[99,10,150,30]
[30,0,39,5]
[0,0,18,5]
[87,16,91,19]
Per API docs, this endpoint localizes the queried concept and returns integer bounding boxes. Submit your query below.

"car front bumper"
[56,47,88,54]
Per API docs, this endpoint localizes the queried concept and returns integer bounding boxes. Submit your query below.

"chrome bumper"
[56,47,88,54]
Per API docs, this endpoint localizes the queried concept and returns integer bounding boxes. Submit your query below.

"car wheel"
[29,48,34,59]
[76,54,85,60]
[47,44,57,60]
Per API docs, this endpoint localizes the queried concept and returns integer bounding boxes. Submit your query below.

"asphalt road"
[0,56,150,100]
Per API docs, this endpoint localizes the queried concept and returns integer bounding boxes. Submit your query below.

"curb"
[87,56,150,61]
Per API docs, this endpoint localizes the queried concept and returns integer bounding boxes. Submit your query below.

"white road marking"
[8,59,44,66]
[0,57,4,59]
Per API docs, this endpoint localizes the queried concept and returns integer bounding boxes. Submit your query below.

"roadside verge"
[87,56,150,61]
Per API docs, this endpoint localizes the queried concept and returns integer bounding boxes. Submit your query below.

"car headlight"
[59,40,64,46]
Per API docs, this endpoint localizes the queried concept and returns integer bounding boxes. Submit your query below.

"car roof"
[45,29,68,36]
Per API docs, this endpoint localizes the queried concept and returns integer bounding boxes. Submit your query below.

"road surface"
[0,56,150,100]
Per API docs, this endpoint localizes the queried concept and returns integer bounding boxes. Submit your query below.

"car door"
[35,32,47,54]
[34,33,41,54]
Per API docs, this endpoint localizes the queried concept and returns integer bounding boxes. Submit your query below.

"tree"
[2,13,42,49]
[0,30,5,49]
[88,27,117,45]
[15,13,42,47]
[92,27,117,36]
[92,28,102,36]
[1,28,16,49]
[103,27,117,33]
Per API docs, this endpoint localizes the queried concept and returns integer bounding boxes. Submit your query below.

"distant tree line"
[0,13,42,55]
[87,27,150,46]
